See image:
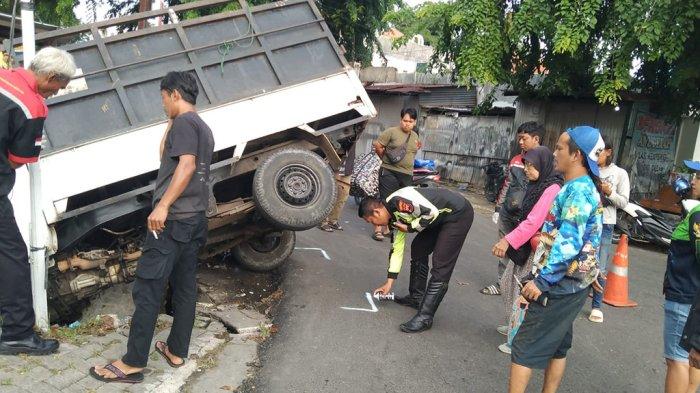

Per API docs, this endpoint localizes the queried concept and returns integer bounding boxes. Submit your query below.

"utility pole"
[138,0,152,29]
[20,0,50,332]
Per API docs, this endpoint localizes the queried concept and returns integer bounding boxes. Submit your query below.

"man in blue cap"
[508,126,604,393]
[664,160,700,393]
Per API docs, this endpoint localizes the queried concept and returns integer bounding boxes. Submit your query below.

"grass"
[47,315,117,345]
[0,378,11,386]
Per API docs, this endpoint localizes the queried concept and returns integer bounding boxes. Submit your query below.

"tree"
[0,0,79,27]
[103,0,401,66]
[387,0,700,119]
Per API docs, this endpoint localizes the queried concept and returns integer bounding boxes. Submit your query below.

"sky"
[74,0,448,23]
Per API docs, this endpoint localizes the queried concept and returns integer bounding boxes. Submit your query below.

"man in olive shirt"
[372,107,421,241]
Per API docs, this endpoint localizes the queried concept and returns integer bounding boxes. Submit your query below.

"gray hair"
[29,47,76,81]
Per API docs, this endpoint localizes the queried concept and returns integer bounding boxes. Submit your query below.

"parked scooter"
[614,177,695,248]
[482,161,506,203]
[413,159,441,188]
[353,159,441,205]
[615,202,675,247]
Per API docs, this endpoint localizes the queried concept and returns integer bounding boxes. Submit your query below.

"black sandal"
[89,363,144,384]
[155,341,186,368]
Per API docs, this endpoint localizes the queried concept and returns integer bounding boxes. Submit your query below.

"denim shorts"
[664,300,691,362]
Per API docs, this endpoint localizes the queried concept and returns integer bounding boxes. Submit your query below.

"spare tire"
[232,231,296,272]
[253,149,337,230]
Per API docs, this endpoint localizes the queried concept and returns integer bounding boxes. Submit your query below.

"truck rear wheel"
[232,230,296,272]
[253,149,336,230]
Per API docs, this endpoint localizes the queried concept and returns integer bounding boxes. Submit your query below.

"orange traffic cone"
[603,234,637,307]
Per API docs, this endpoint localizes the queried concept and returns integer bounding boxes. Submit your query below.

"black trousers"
[122,213,207,368]
[378,167,413,200]
[0,196,36,341]
[410,206,474,282]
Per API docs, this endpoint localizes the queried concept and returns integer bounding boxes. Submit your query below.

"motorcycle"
[482,161,505,203]
[614,202,676,247]
[353,159,441,205]
[413,159,441,188]
[614,177,696,248]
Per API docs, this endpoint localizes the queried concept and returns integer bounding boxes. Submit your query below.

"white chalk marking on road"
[294,247,331,261]
[340,292,378,313]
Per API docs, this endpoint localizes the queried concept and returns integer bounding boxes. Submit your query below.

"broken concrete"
[184,336,259,393]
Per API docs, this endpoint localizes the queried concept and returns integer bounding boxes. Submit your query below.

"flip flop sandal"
[372,231,384,241]
[318,223,334,232]
[480,284,501,295]
[329,221,343,231]
[589,309,604,323]
[89,364,144,384]
[155,341,186,368]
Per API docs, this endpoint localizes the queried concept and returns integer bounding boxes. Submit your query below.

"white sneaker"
[498,343,511,354]
[497,325,508,336]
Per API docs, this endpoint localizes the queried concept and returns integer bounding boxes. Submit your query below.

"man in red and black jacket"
[481,122,543,296]
[0,47,76,355]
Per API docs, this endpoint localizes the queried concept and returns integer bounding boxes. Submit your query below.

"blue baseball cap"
[567,126,605,177]
[685,160,700,171]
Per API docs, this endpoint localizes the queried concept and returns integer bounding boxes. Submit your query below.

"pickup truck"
[7,0,375,322]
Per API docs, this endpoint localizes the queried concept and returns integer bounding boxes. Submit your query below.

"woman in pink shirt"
[491,146,563,354]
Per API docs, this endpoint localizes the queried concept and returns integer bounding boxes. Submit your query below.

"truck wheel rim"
[249,232,282,253]
[275,164,318,206]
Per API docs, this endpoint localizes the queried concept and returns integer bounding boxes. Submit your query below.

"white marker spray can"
[373,292,395,301]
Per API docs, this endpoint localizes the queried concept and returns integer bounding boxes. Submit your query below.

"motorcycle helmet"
[673,177,691,198]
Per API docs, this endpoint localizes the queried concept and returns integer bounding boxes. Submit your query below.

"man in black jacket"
[667,161,700,392]
[482,122,543,296]
[360,187,474,332]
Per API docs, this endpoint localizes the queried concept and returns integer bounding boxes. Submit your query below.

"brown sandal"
[155,341,185,368]
[89,363,144,384]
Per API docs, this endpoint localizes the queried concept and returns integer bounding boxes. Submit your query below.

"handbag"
[384,132,412,164]
[506,233,540,266]
[506,243,532,266]
[350,153,381,198]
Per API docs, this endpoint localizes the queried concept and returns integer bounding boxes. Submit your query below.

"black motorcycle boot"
[400,278,449,333]
[395,262,429,309]
[0,333,59,355]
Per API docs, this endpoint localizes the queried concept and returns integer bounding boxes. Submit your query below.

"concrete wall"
[676,118,700,167]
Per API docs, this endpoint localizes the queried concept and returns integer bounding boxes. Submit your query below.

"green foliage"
[102,0,399,66]
[0,0,79,27]
[317,0,402,66]
[392,0,699,119]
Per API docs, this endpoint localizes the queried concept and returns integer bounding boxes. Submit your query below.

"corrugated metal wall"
[515,98,629,156]
[354,96,515,187]
[420,114,515,186]
[419,87,477,109]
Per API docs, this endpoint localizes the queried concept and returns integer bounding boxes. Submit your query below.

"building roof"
[364,83,456,95]
[0,12,58,39]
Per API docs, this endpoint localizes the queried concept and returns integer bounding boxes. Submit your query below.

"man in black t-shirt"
[91,72,215,384]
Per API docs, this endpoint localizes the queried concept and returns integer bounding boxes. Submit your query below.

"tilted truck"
[7,0,375,323]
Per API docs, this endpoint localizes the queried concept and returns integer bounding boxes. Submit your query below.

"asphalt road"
[247,195,667,393]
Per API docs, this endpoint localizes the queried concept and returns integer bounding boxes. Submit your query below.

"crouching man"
[359,187,474,333]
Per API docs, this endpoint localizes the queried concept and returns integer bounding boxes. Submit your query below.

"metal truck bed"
[7,0,374,235]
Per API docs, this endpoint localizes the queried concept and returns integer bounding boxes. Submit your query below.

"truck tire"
[232,231,296,272]
[253,149,337,230]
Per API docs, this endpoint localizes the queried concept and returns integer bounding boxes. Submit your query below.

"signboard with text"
[627,111,678,199]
